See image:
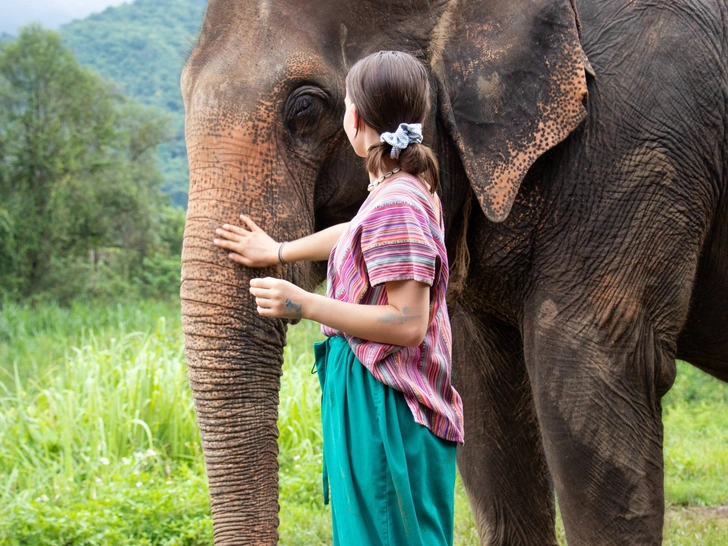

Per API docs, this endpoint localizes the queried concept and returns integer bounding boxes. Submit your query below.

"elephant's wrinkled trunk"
[181,131,310,542]
[181,226,287,543]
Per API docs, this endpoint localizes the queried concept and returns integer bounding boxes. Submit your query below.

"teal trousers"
[314,335,457,546]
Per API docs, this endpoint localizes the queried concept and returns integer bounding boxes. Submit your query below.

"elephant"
[180,0,728,543]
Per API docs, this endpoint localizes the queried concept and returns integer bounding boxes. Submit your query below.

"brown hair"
[346,51,439,194]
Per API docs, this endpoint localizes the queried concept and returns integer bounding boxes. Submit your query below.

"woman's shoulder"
[376,173,441,221]
[373,173,431,206]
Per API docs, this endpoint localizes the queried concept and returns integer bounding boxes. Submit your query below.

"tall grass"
[0,299,210,544]
[1,299,727,545]
[0,298,180,384]
[277,320,332,544]
[1,311,198,495]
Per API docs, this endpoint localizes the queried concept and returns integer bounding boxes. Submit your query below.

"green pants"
[314,335,457,546]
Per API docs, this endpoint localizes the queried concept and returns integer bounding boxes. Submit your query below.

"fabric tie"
[380,123,423,159]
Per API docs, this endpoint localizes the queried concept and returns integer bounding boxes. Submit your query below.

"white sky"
[1,0,130,35]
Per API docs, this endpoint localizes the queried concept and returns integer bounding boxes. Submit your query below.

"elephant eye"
[294,96,314,116]
[285,86,328,136]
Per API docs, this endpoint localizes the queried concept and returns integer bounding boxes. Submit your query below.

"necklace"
[367,167,401,192]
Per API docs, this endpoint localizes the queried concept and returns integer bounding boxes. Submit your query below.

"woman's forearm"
[248,277,430,346]
[302,291,428,347]
[282,222,349,263]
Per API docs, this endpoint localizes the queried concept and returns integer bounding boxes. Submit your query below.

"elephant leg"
[452,308,556,546]
[523,292,677,546]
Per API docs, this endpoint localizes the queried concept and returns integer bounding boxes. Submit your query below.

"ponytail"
[366,142,440,194]
[346,51,439,193]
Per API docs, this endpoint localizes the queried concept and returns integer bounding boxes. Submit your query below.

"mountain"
[62,0,208,207]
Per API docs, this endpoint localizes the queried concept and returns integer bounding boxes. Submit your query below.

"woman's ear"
[344,102,369,157]
[351,104,361,135]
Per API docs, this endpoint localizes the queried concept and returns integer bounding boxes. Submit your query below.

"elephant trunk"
[182,266,286,543]
[181,153,294,543]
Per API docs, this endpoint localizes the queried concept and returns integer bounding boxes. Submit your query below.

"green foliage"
[2,465,213,546]
[0,298,180,380]
[0,26,182,302]
[663,363,728,507]
[1,302,727,544]
[135,205,186,298]
[62,0,207,207]
[0,299,211,544]
[0,25,116,297]
[0,310,199,491]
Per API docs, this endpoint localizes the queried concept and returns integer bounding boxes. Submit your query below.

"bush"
[137,254,182,298]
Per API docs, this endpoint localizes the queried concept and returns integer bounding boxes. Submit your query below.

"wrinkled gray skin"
[181,0,728,544]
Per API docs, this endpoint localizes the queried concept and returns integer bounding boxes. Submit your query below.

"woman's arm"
[249,277,430,347]
[214,214,349,267]
[280,222,349,263]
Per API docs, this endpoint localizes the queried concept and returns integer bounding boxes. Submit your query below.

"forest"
[0,25,184,303]
[62,0,207,207]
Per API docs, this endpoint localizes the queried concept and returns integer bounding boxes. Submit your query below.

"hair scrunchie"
[379,123,423,159]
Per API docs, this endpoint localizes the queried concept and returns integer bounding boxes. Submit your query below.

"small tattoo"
[378,313,396,324]
[378,308,420,325]
[285,299,302,317]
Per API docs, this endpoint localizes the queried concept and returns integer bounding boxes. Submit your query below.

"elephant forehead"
[184,50,332,121]
[185,0,454,99]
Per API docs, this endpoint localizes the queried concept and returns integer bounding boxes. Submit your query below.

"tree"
[0,25,175,301]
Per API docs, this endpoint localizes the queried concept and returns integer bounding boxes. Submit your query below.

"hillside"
[62,0,207,207]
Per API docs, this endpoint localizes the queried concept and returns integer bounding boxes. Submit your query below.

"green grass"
[0,299,209,545]
[663,364,728,508]
[1,299,727,544]
[0,298,181,384]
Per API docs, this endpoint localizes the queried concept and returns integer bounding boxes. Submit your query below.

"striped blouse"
[321,173,465,443]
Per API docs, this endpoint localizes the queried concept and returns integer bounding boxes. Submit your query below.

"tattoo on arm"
[378,313,397,324]
[377,306,420,325]
[285,298,302,317]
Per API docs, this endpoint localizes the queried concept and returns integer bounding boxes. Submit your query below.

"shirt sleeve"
[360,198,438,287]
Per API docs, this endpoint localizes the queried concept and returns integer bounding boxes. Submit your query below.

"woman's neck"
[369,158,401,182]
[361,126,401,182]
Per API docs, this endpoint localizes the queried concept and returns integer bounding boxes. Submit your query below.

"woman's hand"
[214,214,279,267]
[250,277,310,319]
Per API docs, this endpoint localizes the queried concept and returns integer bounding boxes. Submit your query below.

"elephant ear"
[432,0,591,222]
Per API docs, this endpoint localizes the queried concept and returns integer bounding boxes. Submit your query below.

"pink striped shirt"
[322,174,465,443]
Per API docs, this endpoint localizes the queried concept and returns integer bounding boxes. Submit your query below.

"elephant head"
[181,0,589,542]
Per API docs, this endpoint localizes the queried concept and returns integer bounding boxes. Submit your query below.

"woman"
[213,50,464,546]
